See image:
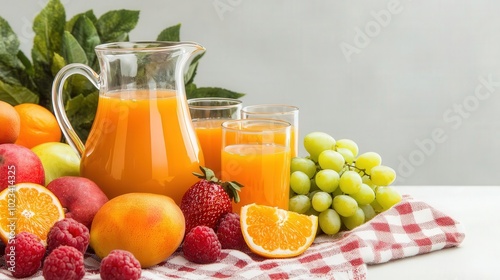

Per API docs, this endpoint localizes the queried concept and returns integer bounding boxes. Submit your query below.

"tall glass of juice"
[188,98,242,177]
[221,119,291,214]
[241,104,299,157]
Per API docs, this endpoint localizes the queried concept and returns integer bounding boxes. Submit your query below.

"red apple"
[0,143,45,191]
[46,176,109,229]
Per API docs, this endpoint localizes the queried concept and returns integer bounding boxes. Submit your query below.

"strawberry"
[180,166,242,234]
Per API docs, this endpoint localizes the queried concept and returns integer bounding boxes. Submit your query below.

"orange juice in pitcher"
[80,90,202,202]
[52,42,205,204]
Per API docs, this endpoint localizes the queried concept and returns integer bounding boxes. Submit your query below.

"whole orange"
[0,101,21,144]
[14,103,62,149]
[89,193,185,268]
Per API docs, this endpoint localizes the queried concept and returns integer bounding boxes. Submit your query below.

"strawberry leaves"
[193,166,243,203]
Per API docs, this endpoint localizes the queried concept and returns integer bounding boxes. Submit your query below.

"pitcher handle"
[51,63,100,157]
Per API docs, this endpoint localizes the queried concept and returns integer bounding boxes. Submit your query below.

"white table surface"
[368,185,499,280]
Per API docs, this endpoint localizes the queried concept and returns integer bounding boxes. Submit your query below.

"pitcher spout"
[178,41,206,56]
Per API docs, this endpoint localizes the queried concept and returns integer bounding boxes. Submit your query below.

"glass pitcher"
[52,41,205,205]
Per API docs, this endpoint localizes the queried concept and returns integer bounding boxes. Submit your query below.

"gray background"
[4,0,500,185]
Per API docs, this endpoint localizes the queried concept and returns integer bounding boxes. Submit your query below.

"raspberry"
[4,232,46,278]
[216,212,246,250]
[182,226,221,264]
[47,218,89,254]
[42,245,85,280]
[100,250,142,280]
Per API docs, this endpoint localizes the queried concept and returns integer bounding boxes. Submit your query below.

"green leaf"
[70,16,100,68]
[66,10,97,32]
[156,23,181,41]
[0,55,22,85]
[65,91,98,142]
[0,17,34,88]
[31,0,66,108]
[51,52,66,77]
[0,80,39,105]
[96,10,139,43]
[61,31,88,65]
[187,87,245,99]
[0,17,27,85]
[17,51,33,77]
[185,83,197,97]
[0,17,20,55]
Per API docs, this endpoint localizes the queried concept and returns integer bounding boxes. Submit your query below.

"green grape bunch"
[289,132,402,236]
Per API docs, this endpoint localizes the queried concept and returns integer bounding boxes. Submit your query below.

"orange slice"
[0,183,65,245]
[240,203,318,258]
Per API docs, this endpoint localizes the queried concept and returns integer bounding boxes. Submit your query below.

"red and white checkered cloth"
[0,196,465,280]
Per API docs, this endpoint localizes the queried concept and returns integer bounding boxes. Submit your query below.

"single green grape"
[314,169,340,193]
[318,150,344,172]
[290,157,317,178]
[335,139,359,158]
[311,191,333,212]
[332,194,358,217]
[289,194,311,214]
[355,152,382,175]
[375,186,402,210]
[349,183,375,205]
[336,147,354,164]
[339,170,362,194]
[303,132,336,162]
[360,204,376,221]
[318,209,342,235]
[370,165,397,186]
[290,171,311,195]
[341,207,365,230]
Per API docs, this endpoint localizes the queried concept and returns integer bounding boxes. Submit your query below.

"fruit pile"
[289,132,402,234]
[179,167,247,263]
[3,216,141,280]
[0,101,61,149]
[0,98,405,278]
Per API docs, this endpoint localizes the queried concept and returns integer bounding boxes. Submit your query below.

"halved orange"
[0,183,65,245]
[240,203,318,258]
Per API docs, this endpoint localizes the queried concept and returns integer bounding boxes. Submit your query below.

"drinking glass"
[241,104,299,157]
[188,98,242,177]
[221,119,291,213]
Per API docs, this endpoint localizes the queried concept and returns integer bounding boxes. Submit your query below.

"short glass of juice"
[188,98,242,177]
[241,104,299,157]
[221,119,292,214]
